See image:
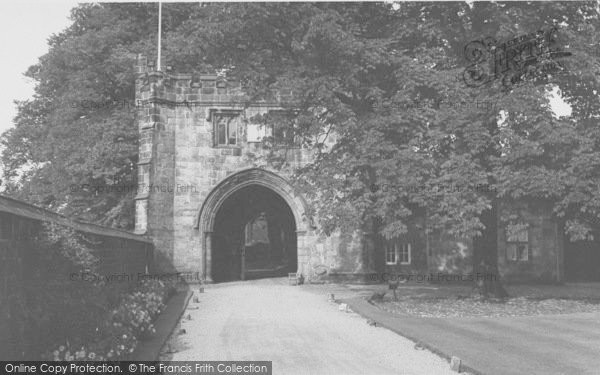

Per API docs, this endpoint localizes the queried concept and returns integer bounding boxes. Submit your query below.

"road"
[162,278,455,375]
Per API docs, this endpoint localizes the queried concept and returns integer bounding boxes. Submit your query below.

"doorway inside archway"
[212,185,297,282]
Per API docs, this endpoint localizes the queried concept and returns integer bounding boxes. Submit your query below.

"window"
[213,112,239,146]
[385,240,411,265]
[506,224,529,261]
[385,242,397,265]
[399,243,411,264]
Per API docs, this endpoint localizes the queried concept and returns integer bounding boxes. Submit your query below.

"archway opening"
[211,184,297,282]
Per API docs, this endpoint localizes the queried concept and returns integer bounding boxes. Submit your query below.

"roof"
[0,195,152,244]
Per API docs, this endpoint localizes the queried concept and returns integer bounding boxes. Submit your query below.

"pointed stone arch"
[195,168,314,282]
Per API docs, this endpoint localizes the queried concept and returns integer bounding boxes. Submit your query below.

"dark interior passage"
[212,185,297,282]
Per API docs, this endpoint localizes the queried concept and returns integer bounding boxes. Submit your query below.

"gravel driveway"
[161,278,455,375]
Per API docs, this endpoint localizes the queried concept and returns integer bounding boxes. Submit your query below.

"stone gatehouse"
[133,55,598,284]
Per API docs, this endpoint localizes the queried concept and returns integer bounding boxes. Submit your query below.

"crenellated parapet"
[134,54,295,110]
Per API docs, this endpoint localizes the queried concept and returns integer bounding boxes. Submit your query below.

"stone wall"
[0,195,153,359]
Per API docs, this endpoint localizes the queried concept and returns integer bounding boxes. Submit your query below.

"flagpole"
[157,1,162,71]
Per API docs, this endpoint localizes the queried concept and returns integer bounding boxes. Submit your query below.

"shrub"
[111,281,168,339]
[43,279,174,360]
[33,225,177,360]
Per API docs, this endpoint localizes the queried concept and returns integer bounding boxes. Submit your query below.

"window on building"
[399,243,411,264]
[385,242,397,265]
[385,239,411,265]
[506,224,529,261]
[213,112,239,146]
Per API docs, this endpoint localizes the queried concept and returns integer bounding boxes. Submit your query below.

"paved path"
[162,278,455,375]
[346,297,600,375]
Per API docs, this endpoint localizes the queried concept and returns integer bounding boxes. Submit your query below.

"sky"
[0,1,79,136]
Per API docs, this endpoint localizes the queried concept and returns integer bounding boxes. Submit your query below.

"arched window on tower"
[211,110,240,146]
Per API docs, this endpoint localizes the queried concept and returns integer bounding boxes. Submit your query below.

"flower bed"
[44,279,176,361]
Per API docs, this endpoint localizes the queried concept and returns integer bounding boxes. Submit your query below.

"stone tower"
[133,55,374,283]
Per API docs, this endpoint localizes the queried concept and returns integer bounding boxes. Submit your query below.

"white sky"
[0,1,79,136]
[548,86,572,118]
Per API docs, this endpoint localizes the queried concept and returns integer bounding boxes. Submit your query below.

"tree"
[164,2,600,297]
[3,3,599,297]
[1,3,194,228]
